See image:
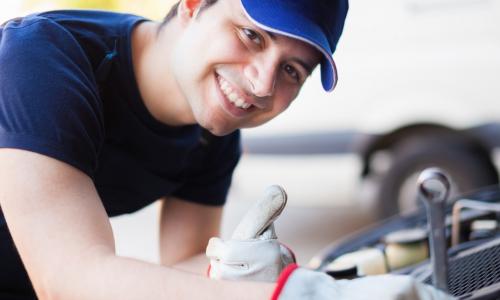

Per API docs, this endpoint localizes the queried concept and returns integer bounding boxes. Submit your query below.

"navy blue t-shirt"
[0,10,242,219]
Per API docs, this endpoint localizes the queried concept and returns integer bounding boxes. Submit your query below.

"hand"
[206,185,295,282]
[273,264,456,300]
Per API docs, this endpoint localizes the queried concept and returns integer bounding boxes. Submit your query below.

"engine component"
[383,228,428,270]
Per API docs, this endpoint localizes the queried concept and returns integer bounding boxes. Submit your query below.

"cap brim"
[241,0,338,92]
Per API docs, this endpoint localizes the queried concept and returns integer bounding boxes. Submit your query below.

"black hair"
[159,0,219,30]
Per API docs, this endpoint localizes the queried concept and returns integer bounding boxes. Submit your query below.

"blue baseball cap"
[240,0,348,92]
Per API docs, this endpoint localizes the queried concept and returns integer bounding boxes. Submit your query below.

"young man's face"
[170,0,322,136]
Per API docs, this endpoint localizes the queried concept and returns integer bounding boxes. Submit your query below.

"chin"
[203,124,237,137]
[199,117,238,136]
[196,106,239,137]
[193,115,224,136]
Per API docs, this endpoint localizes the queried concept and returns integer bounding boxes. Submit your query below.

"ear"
[178,0,203,20]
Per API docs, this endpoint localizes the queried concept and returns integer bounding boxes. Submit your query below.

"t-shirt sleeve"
[0,16,104,177]
[172,131,242,206]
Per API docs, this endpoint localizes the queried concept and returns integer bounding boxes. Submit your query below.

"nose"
[243,54,278,98]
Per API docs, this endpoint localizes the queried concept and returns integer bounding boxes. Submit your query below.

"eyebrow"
[264,30,278,41]
[239,12,315,75]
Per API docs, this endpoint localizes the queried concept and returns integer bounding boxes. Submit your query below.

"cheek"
[201,28,248,65]
[259,95,297,123]
[268,89,300,118]
[175,22,249,81]
[276,98,294,115]
[277,86,300,108]
[170,37,197,80]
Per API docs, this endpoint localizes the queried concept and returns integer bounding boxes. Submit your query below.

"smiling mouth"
[216,74,254,110]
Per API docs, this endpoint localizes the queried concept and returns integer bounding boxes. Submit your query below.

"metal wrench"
[417,168,450,292]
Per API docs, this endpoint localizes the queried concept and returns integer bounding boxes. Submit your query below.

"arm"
[0,149,274,300]
[158,196,222,274]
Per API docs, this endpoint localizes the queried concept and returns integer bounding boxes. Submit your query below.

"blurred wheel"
[375,138,498,218]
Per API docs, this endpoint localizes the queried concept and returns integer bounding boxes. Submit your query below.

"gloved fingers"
[231,185,287,240]
[206,237,248,279]
[274,265,339,300]
[208,238,281,262]
[274,269,456,300]
[414,282,456,300]
[279,243,296,266]
[206,237,252,266]
[206,237,284,281]
[333,275,456,300]
[258,223,277,240]
[205,237,225,261]
[206,185,292,282]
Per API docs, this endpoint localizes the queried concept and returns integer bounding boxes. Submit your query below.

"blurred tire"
[375,138,498,218]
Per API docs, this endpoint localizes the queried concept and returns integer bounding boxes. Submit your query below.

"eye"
[283,64,301,82]
[241,28,263,46]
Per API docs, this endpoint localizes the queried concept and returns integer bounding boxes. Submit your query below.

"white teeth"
[217,75,252,110]
[228,93,239,102]
[221,80,228,89]
[224,85,232,94]
[235,98,245,107]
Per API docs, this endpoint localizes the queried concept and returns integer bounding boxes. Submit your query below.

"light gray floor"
[110,154,378,266]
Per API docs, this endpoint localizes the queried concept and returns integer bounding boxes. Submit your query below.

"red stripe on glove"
[270,263,299,300]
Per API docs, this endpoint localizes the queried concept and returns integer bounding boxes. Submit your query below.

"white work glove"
[206,185,295,281]
[206,185,455,300]
[272,264,456,300]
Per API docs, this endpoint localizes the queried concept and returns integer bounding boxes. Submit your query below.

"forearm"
[50,249,274,300]
[0,152,272,299]
[158,197,223,269]
[171,253,209,275]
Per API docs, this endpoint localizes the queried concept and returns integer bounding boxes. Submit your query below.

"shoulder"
[0,14,107,177]
[37,10,149,39]
[0,14,90,72]
[2,14,72,43]
[0,15,96,96]
[1,10,147,54]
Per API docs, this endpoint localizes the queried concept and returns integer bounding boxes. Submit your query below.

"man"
[0,0,339,298]
[0,0,453,299]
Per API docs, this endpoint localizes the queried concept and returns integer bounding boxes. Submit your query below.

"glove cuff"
[270,263,299,300]
[206,264,211,277]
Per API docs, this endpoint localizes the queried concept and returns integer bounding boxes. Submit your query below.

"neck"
[132,19,195,126]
